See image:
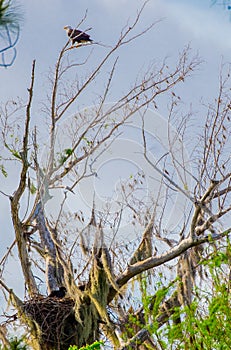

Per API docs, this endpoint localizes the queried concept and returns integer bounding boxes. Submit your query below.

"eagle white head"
[63,25,72,32]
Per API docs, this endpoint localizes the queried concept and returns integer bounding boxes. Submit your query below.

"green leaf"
[29,182,37,194]
[68,341,104,350]
[183,183,188,190]
[64,148,73,156]
[12,150,21,159]
[0,164,7,177]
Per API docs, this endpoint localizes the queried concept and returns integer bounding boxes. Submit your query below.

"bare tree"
[0,3,231,349]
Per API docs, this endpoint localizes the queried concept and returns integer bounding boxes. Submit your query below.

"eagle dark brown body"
[48,286,67,298]
[64,25,93,44]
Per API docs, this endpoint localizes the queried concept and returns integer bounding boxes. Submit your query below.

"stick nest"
[23,296,78,348]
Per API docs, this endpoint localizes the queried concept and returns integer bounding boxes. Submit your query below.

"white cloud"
[162,1,231,50]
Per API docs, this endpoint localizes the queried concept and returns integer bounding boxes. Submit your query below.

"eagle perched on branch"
[64,25,93,44]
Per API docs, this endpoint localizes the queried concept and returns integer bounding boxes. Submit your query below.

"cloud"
[162,1,231,50]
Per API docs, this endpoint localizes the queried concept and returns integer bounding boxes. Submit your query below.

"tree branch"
[10,60,38,295]
[108,228,231,301]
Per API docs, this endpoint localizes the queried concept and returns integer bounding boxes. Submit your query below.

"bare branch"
[112,228,230,295]
[10,60,38,295]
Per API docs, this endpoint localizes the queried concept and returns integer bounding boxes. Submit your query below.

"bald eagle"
[48,286,67,298]
[64,25,93,44]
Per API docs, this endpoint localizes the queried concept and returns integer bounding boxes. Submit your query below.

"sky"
[0,0,231,310]
[1,0,231,100]
[1,0,231,104]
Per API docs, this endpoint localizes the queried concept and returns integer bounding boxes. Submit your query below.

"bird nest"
[22,296,78,348]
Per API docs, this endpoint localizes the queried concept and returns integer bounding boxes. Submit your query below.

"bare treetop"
[0,3,231,349]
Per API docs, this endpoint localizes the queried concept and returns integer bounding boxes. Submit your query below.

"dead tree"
[0,4,231,349]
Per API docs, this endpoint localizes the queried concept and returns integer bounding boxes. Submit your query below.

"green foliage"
[57,148,73,165]
[29,181,36,194]
[120,273,175,344]
[162,285,231,350]
[141,274,173,334]
[155,248,231,349]
[68,341,104,350]
[0,163,7,177]
[4,141,21,161]
[0,0,10,25]
[0,337,28,350]
[0,0,22,28]
[121,250,231,349]
[1,339,104,350]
